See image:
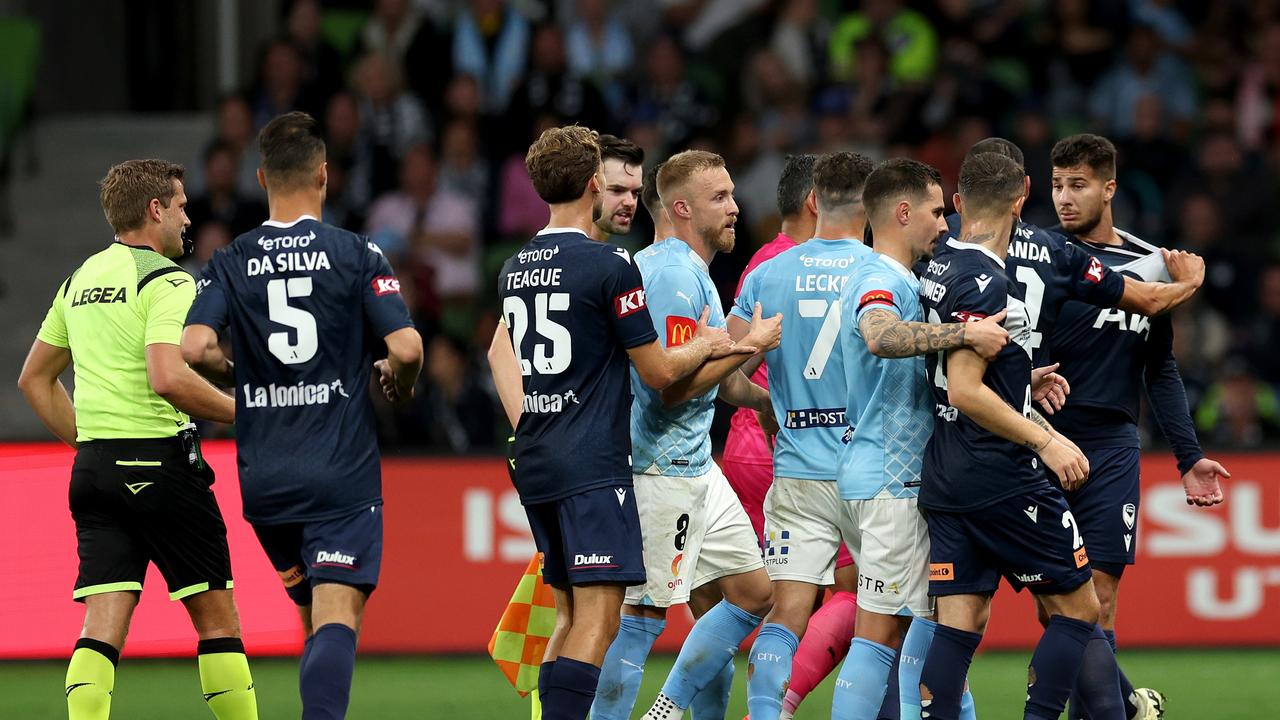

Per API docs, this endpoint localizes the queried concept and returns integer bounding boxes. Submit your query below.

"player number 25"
[504,292,572,376]
[266,277,318,365]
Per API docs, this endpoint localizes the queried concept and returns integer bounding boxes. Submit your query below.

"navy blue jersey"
[499,229,659,505]
[1045,231,1204,474]
[186,216,414,524]
[919,239,1048,511]
[941,215,1125,366]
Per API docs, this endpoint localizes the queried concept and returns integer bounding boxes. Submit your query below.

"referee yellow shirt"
[37,242,195,442]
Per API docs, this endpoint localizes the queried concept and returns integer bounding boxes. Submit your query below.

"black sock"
[300,624,357,720]
[1024,616,1094,720]
[1074,625,1125,719]
[538,660,557,704]
[541,657,601,720]
[920,624,983,720]
[1103,630,1139,719]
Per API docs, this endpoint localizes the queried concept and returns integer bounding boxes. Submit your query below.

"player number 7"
[797,298,840,380]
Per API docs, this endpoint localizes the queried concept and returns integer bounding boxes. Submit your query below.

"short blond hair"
[99,159,184,235]
[525,125,601,204]
[656,150,725,205]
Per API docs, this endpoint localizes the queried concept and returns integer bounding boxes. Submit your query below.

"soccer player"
[726,153,868,719]
[917,152,1099,720]
[732,150,875,720]
[942,138,1205,373]
[1047,134,1227,719]
[825,157,1023,720]
[641,160,671,242]
[182,112,423,720]
[592,150,783,720]
[487,126,749,720]
[18,159,257,719]
[589,134,644,243]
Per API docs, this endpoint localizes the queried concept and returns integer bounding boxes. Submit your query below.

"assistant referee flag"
[488,553,556,697]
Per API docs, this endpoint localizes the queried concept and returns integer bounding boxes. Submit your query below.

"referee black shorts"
[69,436,233,602]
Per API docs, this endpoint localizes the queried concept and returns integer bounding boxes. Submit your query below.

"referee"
[17,159,258,720]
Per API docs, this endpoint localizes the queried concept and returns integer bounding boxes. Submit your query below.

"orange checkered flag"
[488,553,557,697]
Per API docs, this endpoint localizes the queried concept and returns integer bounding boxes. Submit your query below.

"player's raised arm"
[860,307,1008,360]
[945,347,1088,488]
[1115,249,1205,316]
[487,321,524,427]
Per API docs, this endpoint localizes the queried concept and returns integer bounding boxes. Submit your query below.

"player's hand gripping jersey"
[186,216,413,523]
[919,239,1047,511]
[940,215,1125,366]
[499,229,658,504]
[1045,229,1202,470]
[732,239,873,480]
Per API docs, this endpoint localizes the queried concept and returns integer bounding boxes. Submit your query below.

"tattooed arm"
[859,307,1009,360]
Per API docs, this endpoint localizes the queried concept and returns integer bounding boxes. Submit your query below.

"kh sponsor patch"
[372,276,401,296]
[614,287,647,317]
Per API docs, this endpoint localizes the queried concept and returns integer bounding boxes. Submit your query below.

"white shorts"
[762,477,849,585]
[842,497,933,617]
[625,463,765,608]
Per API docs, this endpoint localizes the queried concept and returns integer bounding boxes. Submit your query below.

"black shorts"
[926,486,1093,597]
[252,504,384,606]
[1056,447,1140,576]
[524,485,645,587]
[70,437,232,602]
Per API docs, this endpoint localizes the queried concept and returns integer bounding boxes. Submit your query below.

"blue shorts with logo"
[1055,446,1140,576]
[252,503,384,605]
[525,484,645,587]
[926,486,1092,597]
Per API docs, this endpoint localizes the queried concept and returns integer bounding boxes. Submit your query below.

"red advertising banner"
[2,444,1277,658]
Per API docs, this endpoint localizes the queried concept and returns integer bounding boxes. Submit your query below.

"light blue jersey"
[630,238,722,476]
[731,238,873,480]
[837,252,933,500]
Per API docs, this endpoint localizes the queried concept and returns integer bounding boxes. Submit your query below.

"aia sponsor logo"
[666,315,696,347]
[1084,256,1105,284]
[614,287,647,317]
[372,276,401,296]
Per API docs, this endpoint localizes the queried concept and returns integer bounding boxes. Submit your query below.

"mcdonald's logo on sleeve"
[666,316,697,347]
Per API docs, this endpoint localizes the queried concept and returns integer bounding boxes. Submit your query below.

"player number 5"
[266,277,318,365]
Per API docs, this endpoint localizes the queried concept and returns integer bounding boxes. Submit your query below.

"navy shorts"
[525,484,645,587]
[252,503,383,605]
[926,486,1092,597]
[1056,447,1140,576]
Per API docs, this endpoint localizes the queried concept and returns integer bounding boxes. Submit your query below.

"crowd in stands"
[182,0,1280,451]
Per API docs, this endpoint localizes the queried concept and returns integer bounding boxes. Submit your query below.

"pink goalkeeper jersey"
[723,232,799,465]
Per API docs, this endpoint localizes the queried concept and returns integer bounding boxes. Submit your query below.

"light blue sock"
[898,618,936,718]
[745,623,800,720]
[660,600,762,708]
[589,615,665,720]
[960,687,977,720]
[690,657,735,720]
[833,638,897,720]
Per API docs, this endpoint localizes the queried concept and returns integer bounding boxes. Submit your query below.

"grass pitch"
[1,649,1275,718]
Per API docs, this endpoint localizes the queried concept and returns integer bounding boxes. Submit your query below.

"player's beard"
[701,222,735,254]
[591,193,604,223]
[596,207,632,236]
[1062,206,1103,238]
